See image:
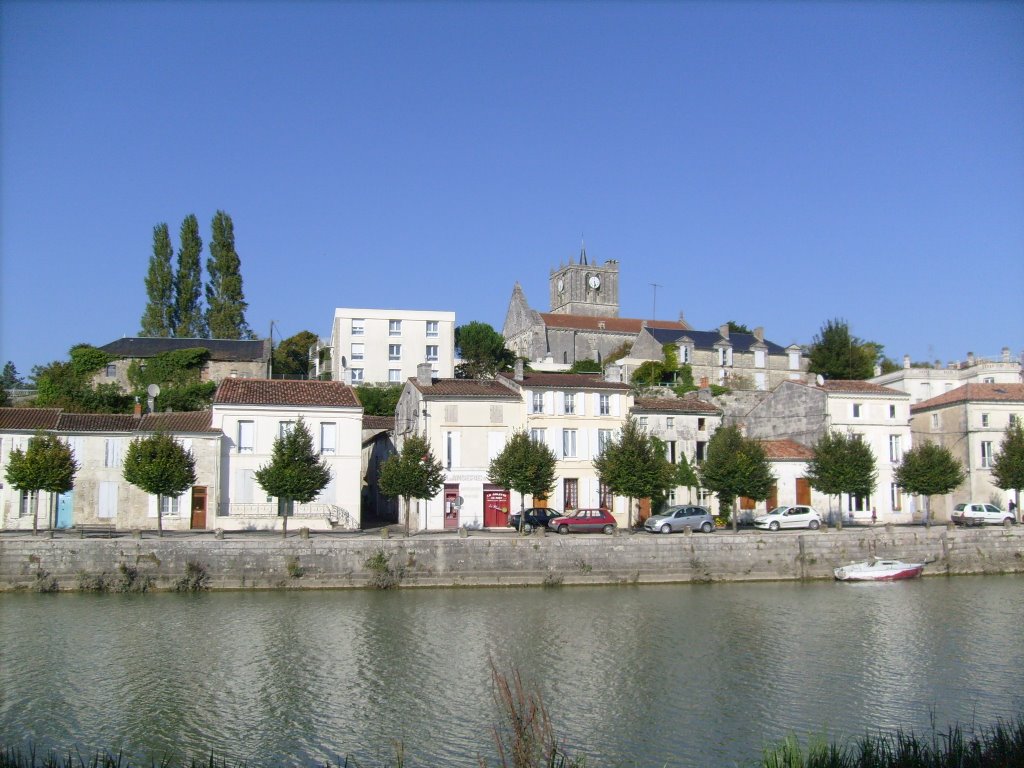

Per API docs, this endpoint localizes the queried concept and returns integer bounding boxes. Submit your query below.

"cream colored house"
[211,378,364,531]
[0,408,220,532]
[870,348,1022,404]
[909,382,1024,518]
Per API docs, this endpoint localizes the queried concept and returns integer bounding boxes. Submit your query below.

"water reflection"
[2,577,1023,767]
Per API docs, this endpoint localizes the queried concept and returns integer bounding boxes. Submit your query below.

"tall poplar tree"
[174,214,206,338]
[140,223,175,337]
[205,211,252,339]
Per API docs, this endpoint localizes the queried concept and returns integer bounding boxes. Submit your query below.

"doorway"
[190,486,207,529]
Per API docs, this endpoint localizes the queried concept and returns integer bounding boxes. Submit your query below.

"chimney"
[967,351,975,367]
[604,364,621,383]
[873,364,881,377]
[678,311,686,325]
[417,362,433,387]
[719,323,729,339]
[753,327,764,342]
[514,359,524,381]
[903,354,911,369]
[1002,347,1011,363]
[133,400,142,417]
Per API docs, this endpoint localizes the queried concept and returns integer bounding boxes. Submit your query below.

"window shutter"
[590,429,599,459]
[577,392,585,415]
[611,395,620,417]
[488,431,506,461]
[592,393,600,414]
[577,429,589,460]
[450,431,461,469]
[555,393,564,415]
[550,429,562,459]
[148,494,158,518]
[545,392,554,415]
[98,482,118,519]
[318,470,336,503]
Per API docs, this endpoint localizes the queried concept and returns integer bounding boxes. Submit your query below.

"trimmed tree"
[205,211,252,339]
[893,442,966,526]
[699,425,775,531]
[991,421,1024,521]
[122,432,197,537]
[5,433,79,535]
[593,417,676,530]
[174,214,206,338]
[254,418,331,538]
[805,431,878,529]
[807,318,878,381]
[488,429,557,532]
[140,223,175,337]
[378,433,445,534]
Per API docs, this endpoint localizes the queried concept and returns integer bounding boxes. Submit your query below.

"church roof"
[644,327,789,355]
[539,314,689,334]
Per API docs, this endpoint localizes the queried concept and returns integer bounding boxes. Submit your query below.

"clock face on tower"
[588,274,601,289]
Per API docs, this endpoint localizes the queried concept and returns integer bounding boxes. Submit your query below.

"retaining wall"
[1,526,1022,592]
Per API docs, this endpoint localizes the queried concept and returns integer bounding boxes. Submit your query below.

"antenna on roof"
[650,283,663,320]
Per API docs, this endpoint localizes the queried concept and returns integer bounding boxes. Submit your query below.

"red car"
[548,508,617,535]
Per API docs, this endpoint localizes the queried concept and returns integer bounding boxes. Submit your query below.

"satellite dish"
[340,355,347,368]
[815,374,824,386]
[147,384,161,397]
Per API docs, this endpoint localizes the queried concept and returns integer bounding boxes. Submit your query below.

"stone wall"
[2,526,1021,592]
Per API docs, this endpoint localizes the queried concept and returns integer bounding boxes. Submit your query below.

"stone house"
[870,347,1022,404]
[0,407,220,531]
[909,382,1024,516]
[210,378,364,531]
[94,337,272,391]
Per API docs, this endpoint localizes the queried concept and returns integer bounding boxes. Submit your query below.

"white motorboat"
[833,558,924,582]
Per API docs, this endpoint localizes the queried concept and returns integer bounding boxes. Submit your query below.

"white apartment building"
[870,348,1022,404]
[320,308,456,385]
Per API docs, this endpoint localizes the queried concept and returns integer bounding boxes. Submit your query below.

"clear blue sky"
[2,1,1022,378]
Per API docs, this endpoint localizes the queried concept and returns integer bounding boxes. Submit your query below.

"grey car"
[644,505,715,534]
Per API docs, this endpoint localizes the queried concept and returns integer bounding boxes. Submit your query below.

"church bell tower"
[549,245,619,317]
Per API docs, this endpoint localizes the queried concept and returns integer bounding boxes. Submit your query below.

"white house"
[870,348,1022,404]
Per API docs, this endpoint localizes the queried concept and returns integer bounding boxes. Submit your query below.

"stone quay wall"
[1,526,1022,592]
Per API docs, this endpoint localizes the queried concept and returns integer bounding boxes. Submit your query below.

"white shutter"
[450,431,461,469]
[318,469,336,503]
[555,392,564,415]
[577,392,586,416]
[148,494,158,518]
[238,420,255,453]
[320,422,337,454]
[98,481,118,519]
[234,469,253,504]
[578,429,589,460]
[545,392,554,415]
[590,429,599,459]
[611,394,620,417]
[488,431,506,461]
[550,429,562,459]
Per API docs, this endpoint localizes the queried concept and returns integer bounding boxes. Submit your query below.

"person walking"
[871,506,877,525]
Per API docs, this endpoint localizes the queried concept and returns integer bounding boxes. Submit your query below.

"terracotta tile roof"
[632,397,721,414]
[759,439,813,460]
[214,378,361,407]
[56,413,141,432]
[0,408,62,431]
[139,411,218,433]
[499,372,631,391]
[912,383,1024,412]
[538,314,688,333]
[412,378,521,399]
[98,337,269,362]
[818,380,905,396]
[362,415,395,430]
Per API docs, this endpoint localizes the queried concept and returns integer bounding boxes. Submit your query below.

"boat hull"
[834,560,924,582]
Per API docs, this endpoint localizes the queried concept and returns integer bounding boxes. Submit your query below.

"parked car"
[754,505,822,531]
[951,502,1015,527]
[644,505,714,534]
[507,507,562,532]
[548,508,617,535]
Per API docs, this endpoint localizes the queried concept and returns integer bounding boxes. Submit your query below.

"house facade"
[909,382,1024,516]
[870,348,1022,403]
[211,378,364,531]
[94,337,272,391]
[320,308,456,385]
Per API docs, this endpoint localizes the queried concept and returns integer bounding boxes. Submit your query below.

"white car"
[951,502,1015,527]
[754,505,822,531]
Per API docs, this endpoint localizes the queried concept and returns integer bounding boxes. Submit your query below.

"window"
[666,440,677,464]
[425,345,438,361]
[598,429,613,455]
[697,418,706,431]
[1011,414,1020,427]
[696,440,707,461]
[981,441,994,468]
[666,417,674,429]
[389,319,402,336]
[279,421,295,438]
[563,393,575,414]
[719,347,733,366]
[19,491,32,517]
[350,368,364,383]
[890,483,902,511]
[889,435,902,463]
[103,438,122,468]
[983,377,995,384]
[981,413,989,428]
[530,428,546,444]
[889,404,897,419]
[848,494,869,512]
[563,479,578,510]
[679,345,691,364]
[599,482,613,510]
[351,319,364,336]
[237,421,254,453]
[98,481,118,519]
[599,394,610,415]
[351,343,364,361]
[105,364,116,377]
[638,416,648,429]
[160,496,180,516]
[320,423,336,455]
[754,349,766,368]
[531,392,544,413]
[931,413,939,428]
[562,429,577,458]
[426,320,439,337]
[388,344,401,360]
[852,403,862,419]
[387,369,401,383]
[445,431,455,470]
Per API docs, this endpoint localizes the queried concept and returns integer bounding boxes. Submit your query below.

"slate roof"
[410,379,521,399]
[214,378,361,408]
[818,380,905,396]
[644,327,789,355]
[539,314,688,334]
[499,372,631,391]
[911,383,1024,412]
[759,439,814,460]
[632,397,721,415]
[0,408,62,431]
[98,337,269,361]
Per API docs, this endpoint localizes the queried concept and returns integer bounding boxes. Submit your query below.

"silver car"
[644,505,715,534]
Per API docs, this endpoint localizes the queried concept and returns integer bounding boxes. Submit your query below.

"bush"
[174,560,210,592]
[364,549,402,589]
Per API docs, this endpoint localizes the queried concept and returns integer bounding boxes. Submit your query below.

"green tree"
[140,223,176,337]
[127,347,215,411]
[991,421,1024,520]
[593,417,676,529]
[699,425,775,531]
[4,433,79,535]
[487,429,557,531]
[2,361,25,389]
[567,359,601,374]
[806,431,878,529]
[32,345,132,413]
[122,432,197,537]
[807,319,881,380]
[174,214,206,338]
[673,453,699,494]
[455,321,515,379]
[273,330,319,377]
[355,384,403,417]
[726,321,752,334]
[893,442,966,526]
[631,360,668,388]
[254,418,331,538]
[205,211,252,339]
[379,433,445,534]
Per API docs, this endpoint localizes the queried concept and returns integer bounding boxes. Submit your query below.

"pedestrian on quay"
[871,507,877,525]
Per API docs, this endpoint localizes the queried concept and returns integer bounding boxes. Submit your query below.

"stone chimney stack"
[719,323,730,339]
[417,362,433,387]
[514,359,524,381]
[604,364,622,382]
[903,354,911,369]
[753,327,764,342]
[1002,347,1011,363]
[133,400,142,417]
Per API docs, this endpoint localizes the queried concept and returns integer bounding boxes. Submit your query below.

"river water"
[2,577,1023,767]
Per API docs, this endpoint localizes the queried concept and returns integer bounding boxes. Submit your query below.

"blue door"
[56,490,74,529]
